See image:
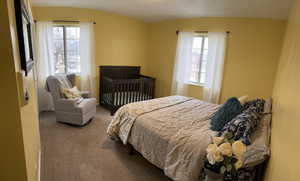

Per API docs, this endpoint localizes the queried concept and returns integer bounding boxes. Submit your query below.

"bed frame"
[99,66,155,115]
[254,158,269,181]
[126,142,268,181]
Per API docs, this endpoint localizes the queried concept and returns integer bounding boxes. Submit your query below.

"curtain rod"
[52,20,96,24]
[176,30,230,35]
[34,20,96,24]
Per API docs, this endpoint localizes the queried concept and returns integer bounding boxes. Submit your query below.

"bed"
[107,96,271,181]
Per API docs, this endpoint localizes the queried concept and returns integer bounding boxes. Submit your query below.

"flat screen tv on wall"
[14,0,34,76]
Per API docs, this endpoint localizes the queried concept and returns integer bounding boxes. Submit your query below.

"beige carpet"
[40,107,172,181]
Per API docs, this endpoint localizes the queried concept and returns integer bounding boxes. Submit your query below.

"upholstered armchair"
[46,74,97,126]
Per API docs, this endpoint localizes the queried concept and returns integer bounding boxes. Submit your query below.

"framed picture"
[14,0,34,76]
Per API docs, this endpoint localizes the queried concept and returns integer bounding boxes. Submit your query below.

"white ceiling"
[31,0,292,21]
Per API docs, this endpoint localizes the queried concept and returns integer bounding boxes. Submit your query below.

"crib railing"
[100,75,155,115]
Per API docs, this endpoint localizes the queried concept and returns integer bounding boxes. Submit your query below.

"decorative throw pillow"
[219,99,265,145]
[61,86,82,99]
[210,97,243,131]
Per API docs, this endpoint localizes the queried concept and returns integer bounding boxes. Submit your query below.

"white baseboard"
[38,150,41,181]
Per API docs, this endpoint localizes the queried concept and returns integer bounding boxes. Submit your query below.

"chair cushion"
[46,75,73,100]
[56,74,72,89]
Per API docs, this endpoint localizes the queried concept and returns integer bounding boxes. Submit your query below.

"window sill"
[55,73,81,76]
[186,82,205,87]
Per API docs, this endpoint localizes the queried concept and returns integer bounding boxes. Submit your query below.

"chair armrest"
[55,99,77,110]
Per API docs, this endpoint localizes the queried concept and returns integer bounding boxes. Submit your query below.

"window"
[53,26,80,74]
[189,34,208,85]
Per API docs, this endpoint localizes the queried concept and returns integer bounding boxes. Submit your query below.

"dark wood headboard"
[99,66,141,79]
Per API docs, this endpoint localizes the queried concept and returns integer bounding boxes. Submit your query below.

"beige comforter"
[107,96,220,181]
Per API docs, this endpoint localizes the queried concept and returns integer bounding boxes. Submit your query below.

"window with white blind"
[53,26,80,74]
[189,34,208,85]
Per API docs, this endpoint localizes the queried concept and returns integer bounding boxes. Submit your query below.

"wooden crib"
[99,66,155,115]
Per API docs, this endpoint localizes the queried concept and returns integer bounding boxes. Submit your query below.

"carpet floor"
[39,107,172,181]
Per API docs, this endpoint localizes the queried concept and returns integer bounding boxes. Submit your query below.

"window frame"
[188,33,208,86]
[53,24,80,74]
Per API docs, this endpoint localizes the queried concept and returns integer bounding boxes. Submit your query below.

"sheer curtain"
[203,32,227,104]
[36,21,55,112]
[79,22,96,99]
[171,32,194,96]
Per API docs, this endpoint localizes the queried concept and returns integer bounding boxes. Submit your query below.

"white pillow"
[238,95,249,105]
[243,97,272,167]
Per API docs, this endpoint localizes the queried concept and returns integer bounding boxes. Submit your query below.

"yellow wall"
[33,7,287,103]
[0,0,28,180]
[1,0,41,181]
[2,2,298,181]
[33,7,149,101]
[0,1,297,180]
[147,18,286,103]
[265,0,300,180]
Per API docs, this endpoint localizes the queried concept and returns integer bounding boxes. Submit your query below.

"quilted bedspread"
[107,96,220,181]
